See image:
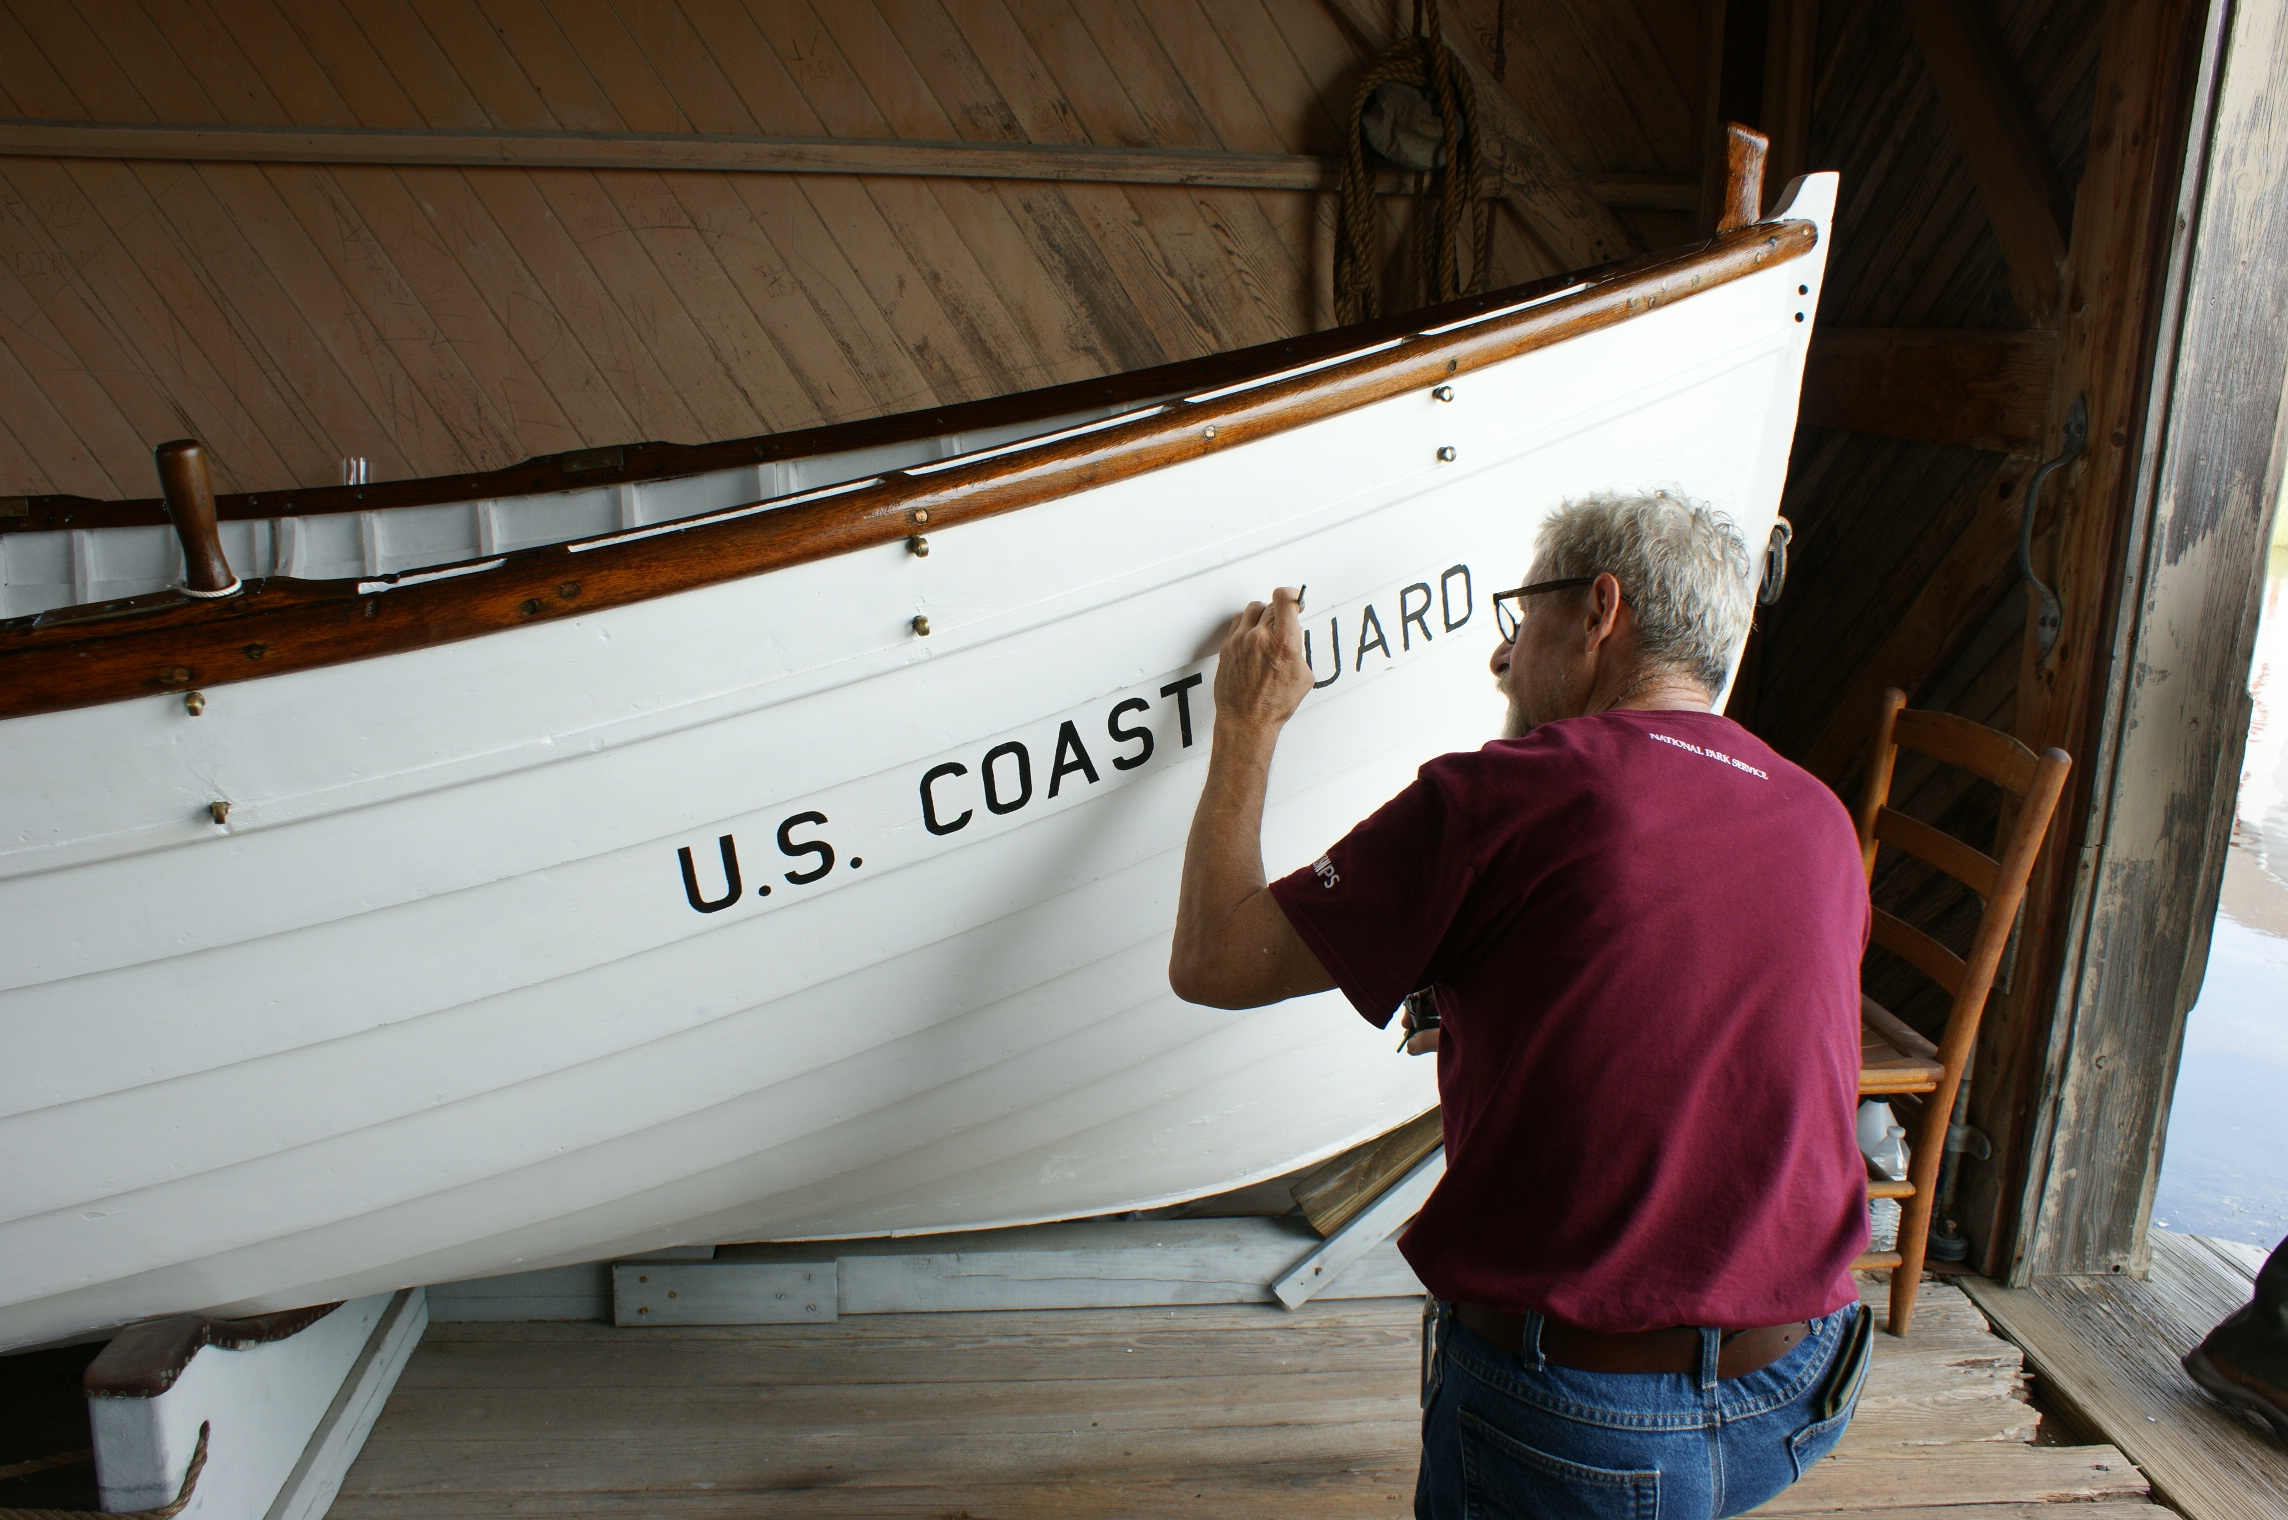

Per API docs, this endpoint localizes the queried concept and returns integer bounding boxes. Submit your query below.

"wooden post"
[2004,0,2288,1281]
[1954,0,2210,1281]
[1717,123,1770,233]
[155,440,240,597]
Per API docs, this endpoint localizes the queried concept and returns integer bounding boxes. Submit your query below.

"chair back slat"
[1871,908,1966,995]
[1874,806,2001,897]
[1892,708,2041,794]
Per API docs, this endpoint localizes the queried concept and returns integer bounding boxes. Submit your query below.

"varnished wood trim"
[1716,124,1769,233]
[0,221,1817,720]
[1855,689,1908,880]
[83,1303,341,1398]
[1875,806,2003,897]
[154,441,233,595]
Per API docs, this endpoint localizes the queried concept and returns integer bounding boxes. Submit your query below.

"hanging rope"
[1334,0,1495,324]
[0,1422,208,1520]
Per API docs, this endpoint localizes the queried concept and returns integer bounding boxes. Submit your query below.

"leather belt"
[1453,1302,1810,1379]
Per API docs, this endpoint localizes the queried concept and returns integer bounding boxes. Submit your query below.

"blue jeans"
[1416,1301,1870,1519]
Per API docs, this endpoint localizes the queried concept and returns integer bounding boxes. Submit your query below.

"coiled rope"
[0,1422,207,1520]
[1334,0,1494,323]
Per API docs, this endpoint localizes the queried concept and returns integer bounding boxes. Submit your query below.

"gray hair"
[1533,490,1756,695]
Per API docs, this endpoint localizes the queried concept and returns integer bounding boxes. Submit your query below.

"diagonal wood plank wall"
[0,0,1699,500]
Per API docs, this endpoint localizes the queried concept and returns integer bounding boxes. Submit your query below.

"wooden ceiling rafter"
[1801,327,2057,455]
[0,118,1401,192]
[1902,0,2074,324]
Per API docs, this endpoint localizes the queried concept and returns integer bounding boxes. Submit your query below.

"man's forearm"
[1175,719,1281,945]
[1167,588,1334,1007]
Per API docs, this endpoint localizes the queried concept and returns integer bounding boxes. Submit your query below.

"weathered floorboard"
[328,1276,2161,1519]
[1962,1233,2288,1520]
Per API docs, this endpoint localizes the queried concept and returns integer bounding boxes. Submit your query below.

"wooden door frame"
[2008,0,2288,1280]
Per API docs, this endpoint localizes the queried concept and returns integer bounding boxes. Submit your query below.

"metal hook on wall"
[2018,395,2087,661]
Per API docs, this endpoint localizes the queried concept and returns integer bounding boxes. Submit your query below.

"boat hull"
[0,178,1833,1352]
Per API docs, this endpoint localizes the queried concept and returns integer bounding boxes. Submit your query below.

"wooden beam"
[1315,0,1637,268]
[1291,1107,1443,1237]
[1762,0,1824,198]
[1801,329,2058,453]
[1973,0,2211,1282]
[1903,0,2073,322]
[2010,0,2288,1281]
[0,119,1342,190]
[0,118,1689,218]
[1273,1149,1444,1309]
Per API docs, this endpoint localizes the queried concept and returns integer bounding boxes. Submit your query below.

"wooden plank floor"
[1960,1232,2288,1520]
[327,1277,2163,1518]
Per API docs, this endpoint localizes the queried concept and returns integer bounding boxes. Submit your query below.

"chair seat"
[1859,993,1943,1094]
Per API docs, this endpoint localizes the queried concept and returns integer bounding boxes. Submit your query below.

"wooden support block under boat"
[1293,1107,1445,1237]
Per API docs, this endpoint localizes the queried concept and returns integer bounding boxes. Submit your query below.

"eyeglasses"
[1492,576,1611,640]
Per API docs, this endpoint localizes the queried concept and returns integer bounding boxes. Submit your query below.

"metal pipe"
[2017,395,2086,661]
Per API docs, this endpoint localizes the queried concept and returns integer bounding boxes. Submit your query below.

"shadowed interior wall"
[0,0,1699,501]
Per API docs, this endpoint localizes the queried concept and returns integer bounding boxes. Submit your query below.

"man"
[1170,491,1874,1519]
[2184,1238,2288,1440]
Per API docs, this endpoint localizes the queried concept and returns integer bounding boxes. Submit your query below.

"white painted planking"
[0,176,1834,1352]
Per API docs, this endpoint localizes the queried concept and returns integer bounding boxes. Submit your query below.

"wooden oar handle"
[154,439,240,596]
[1717,122,1770,233]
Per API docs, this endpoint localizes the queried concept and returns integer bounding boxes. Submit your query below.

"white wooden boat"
[0,168,1834,1353]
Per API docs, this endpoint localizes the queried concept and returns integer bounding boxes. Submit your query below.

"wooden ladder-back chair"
[1853,689,2071,1335]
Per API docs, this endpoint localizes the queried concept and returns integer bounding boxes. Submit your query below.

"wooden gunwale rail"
[0,221,1815,722]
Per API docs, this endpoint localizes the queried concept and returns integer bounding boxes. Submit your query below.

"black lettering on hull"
[778,811,836,884]
[1159,673,1204,747]
[984,741,1033,814]
[1355,604,1392,667]
[1048,720,1101,797]
[679,835,743,913]
[1305,617,1342,689]
[1399,582,1434,649]
[921,762,972,835]
[1108,697,1155,770]
[1441,564,1473,630]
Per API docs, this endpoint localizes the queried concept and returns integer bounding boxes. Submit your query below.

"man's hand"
[1213,587,1314,738]
[1168,586,1336,1010]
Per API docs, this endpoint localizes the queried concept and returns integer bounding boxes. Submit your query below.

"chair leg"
[1888,1098,1950,1335]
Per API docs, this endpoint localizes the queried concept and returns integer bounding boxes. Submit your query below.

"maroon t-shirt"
[1271,707,1868,1333]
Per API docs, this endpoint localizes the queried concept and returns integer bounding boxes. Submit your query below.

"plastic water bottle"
[1858,1100,1908,1251]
